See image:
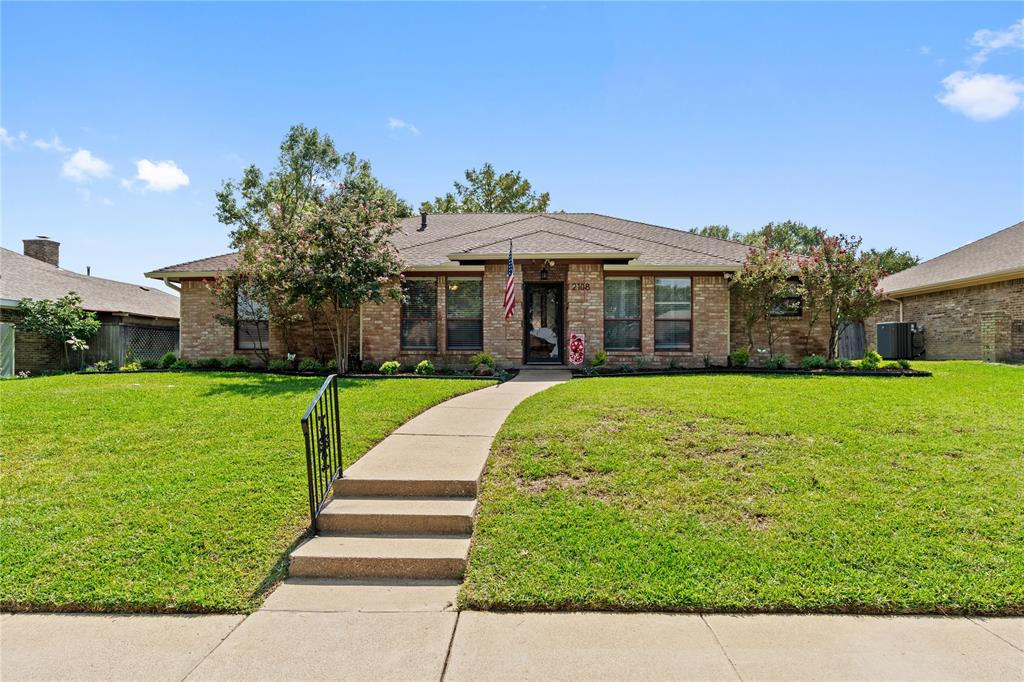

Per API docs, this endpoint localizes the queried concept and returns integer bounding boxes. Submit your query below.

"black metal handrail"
[301,374,343,532]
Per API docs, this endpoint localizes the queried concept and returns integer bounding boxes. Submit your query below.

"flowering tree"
[17,293,101,369]
[215,125,405,371]
[730,231,792,355]
[798,233,884,359]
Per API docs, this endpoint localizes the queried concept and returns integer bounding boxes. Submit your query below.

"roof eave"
[881,267,1024,298]
[145,270,226,281]
[447,251,642,262]
[603,263,741,272]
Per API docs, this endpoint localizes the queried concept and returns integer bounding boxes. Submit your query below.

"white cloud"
[937,71,1024,121]
[387,117,421,136]
[135,159,189,191]
[918,46,932,56]
[969,18,1024,67]
[61,149,112,181]
[1,128,27,147]
[33,135,70,153]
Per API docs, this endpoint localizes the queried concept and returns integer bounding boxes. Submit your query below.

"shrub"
[193,357,223,370]
[95,360,114,372]
[800,354,827,370]
[838,358,854,369]
[415,359,435,375]
[591,350,607,367]
[702,353,712,369]
[469,352,496,370]
[298,358,324,373]
[223,355,251,370]
[268,359,291,371]
[379,360,401,375]
[860,349,883,370]
[81,365,98,374]
[160,352,178,369]
[882,361,903,370]
[765,353,788,369]
[140,359,159,370]
[729,347,751,368]
[169,359,191,370]
[361,359,378,372]
[824,359,840,370]
[897,358,911,370]
[119,361,142,372]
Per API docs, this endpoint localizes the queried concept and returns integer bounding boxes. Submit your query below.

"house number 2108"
[570,282,591,291]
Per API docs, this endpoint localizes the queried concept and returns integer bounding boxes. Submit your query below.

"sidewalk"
[3,610,1021,680]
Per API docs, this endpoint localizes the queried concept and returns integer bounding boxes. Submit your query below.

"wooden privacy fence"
[838,321,866,360]
[84,323,179,366]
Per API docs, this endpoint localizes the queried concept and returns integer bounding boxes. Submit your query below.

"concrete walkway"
[3,611,1021,680]
[4,371,1023,680]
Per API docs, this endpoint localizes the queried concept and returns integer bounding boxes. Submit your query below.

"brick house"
[0,237,180,376]
[867,220,1023,363]
[146,213,828,368]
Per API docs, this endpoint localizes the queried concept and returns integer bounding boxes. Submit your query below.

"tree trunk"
[341,311,351,374]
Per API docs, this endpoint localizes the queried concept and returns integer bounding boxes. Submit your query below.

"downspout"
[358,303,363,362]
[882,294,903,322]
[162,277,181,292]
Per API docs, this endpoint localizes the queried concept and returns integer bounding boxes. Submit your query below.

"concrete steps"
[317,497,476,535]
[334,476,479,498]
[289,534,471,580]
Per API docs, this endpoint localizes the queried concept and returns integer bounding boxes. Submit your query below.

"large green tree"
[215,125,407,370]
[687,225,742,241]
[420,163,551,213]
[861,246,920,275]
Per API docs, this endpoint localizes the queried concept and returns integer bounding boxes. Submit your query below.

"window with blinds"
[654,277,692,350]
[446,278,483,350]
[235,288,269,350]
[401,278,437,350]
[604,277,641,351]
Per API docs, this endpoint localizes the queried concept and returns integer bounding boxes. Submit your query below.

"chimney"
[23,236,60,267]
[419,212,427,231]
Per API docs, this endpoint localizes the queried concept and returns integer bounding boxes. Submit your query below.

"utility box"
[876,321,914,359]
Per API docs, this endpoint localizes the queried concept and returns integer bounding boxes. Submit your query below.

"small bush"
[81,365,99,374]
[897,358,911,370]
[193,357,223,369]
[95,360,114,372]
[119,361,142,372]
[379,360,401,375]
[140,359,159,370]
[298,358,324,373]
[361,359,378,372]
[838,358,855,369]
[824,359,840,370]
[169,359,191,370]
[800,354,827,370]
[765,353,788,369]
[160,352,178,369]
[222,355,250,370]
[470,352,496,370]
[268,359,291,371]
[591,350,607,367]
[882,361,903,370]
[729,347,750,368]
[415,359,435,375]
[860,349,883,370]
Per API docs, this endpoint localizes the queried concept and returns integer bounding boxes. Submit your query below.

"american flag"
[503,241,516,320]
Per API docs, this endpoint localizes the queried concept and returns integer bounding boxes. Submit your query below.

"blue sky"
[3,2,1022,294]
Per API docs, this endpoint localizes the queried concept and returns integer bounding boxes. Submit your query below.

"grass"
[0,371,492,613]
[461,361,1024,614]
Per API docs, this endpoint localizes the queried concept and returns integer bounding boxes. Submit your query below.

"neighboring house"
[0,237,180,376]
[868,220,1024,363]
[146,213,829,368]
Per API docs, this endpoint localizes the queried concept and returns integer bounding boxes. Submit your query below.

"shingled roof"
[879,220,1024,296]
[1,248,179,319]
[147,212,752,278]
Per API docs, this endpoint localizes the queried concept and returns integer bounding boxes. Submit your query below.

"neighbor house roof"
[147,213,753,279]
[878,220,1024,297]
[1,247,180,319]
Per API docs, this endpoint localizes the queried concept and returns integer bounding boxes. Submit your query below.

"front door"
[524,283,563,364]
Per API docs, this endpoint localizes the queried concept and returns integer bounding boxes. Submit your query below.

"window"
[604,277,641,351]
[235,288,269,350]
[654,277,692,350]
[770,278,803,317]
[446,278,483,350]
[401,278,437,350]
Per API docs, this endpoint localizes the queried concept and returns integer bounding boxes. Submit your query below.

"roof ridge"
[540,213,744,265]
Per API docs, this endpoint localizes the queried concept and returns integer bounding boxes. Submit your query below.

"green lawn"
[462,362,1023,614]
[0,372,492,613]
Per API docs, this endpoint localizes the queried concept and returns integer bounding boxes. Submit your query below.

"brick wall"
[866,278,1024,362]
[179,279,236,360]
[566,263,604,365]
[728,289,829,365]
[0,308,63,374]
